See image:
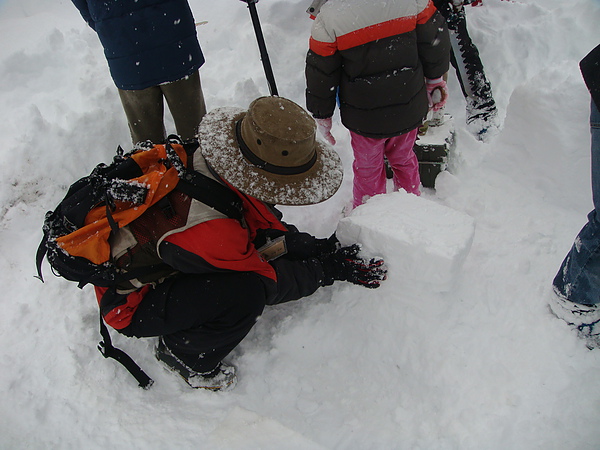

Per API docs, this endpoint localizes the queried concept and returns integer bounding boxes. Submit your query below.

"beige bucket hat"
[199,96,343,206]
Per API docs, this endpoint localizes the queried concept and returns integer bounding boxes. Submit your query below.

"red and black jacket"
[96,184,291,330]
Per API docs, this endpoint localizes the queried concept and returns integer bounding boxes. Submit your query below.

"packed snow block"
[336,191,475,292]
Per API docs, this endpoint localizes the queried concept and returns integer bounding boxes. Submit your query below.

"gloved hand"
[426,77,448,112]
[318,244,386,289]
[315,117,336,145]
[313,234,341,257]
[283,231,340,260]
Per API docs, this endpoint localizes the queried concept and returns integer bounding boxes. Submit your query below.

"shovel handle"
[242,0,279,96]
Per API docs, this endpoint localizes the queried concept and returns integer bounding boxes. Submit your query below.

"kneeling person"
[97,97,387,390]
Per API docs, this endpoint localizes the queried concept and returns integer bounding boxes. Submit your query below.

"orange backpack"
[36,136,242,289]
[36,136,243,388]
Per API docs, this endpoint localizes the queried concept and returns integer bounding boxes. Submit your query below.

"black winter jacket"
[305,0,450,138]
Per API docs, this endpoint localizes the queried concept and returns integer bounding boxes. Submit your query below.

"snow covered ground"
[1,0,599,448]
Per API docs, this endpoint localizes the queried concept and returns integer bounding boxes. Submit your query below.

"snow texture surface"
[1,0,599,449]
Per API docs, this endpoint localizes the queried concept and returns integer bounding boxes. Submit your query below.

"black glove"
[254,229,340,260]
[318,244,386,289]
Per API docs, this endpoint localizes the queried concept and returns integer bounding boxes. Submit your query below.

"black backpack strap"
[35,232,49,282]
[177,171,244,221]
[97,313,154,389]
[165,136,244,221]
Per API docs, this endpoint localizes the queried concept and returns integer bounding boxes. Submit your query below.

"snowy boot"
[155,337,237,390]
[548,289,600,350]
[465,96,500,141]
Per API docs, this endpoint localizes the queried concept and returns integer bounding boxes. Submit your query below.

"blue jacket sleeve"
[71,0,96,30]
[580,44,600,110]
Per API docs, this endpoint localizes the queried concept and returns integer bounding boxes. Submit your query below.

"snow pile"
[1,0,600,449]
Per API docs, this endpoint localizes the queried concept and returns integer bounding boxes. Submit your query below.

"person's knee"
[235,274,267,320]
[211,273,267,328]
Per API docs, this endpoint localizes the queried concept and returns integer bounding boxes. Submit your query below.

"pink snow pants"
[350,129,421,208]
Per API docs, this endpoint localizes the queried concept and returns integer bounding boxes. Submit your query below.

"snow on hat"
[199,96,343,206]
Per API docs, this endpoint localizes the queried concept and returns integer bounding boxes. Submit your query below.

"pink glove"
[315,117,336,145]
[426,77,448,112]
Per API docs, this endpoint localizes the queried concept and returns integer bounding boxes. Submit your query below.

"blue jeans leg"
[591,100,600,211]
[553,100,600,306]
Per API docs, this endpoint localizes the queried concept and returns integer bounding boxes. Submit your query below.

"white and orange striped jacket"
[306,0,450,138]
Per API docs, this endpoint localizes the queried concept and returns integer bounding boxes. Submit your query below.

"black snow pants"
[432,0,496,110]
[121,258,324,373]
